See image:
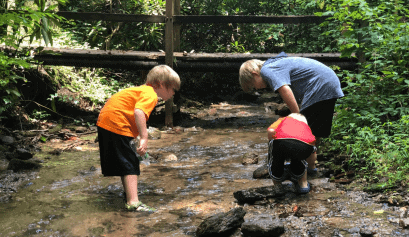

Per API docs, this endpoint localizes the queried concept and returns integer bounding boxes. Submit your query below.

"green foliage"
[59,0,165,50]
[49,66,131,106]
[320,0,409,189]
[180,0,337,53]
[0,0,65,115]
[58,0,338,53]
[29,0,65,46]
[1,0,65,47]
[0,52,29,114]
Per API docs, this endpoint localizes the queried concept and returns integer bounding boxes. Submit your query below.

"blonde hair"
[239,59,265,93]
[146,65,181,91]
[288,113,308,124]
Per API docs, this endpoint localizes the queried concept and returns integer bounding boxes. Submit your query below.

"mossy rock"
[49,124,63,134]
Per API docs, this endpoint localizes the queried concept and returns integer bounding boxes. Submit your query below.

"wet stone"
[74,126,88,133]
[253,165,269,179]
[148,127,161,139]
[400,218,409,229]
[241,214,285,237]
[233,185,288,204]
[7,158,42,172]
[0,135,15,144]
[242,152,259,165]
[163,153,178,162]
[308,227,319,237]
[196,207,246,237]
[360,228,376,236]
[16,148,33,160]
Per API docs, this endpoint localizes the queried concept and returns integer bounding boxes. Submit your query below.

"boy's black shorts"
[97,126,140,176]
[301,98,337,138]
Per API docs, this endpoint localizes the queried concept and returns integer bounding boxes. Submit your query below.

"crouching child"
[267,113,316,194]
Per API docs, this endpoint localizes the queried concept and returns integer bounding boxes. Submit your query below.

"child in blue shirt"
[239,52,344,175]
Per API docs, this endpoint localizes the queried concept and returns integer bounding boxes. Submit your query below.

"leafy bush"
[319,0,409,189]
[0,52,30,115]
[59,0,166,50]
[49,66,132,106]
[180,0,338,53]
[0,0,64,116]
[58,0,338,53]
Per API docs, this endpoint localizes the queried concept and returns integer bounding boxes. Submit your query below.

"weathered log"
[33,48,358,71]
[55,12,328,24]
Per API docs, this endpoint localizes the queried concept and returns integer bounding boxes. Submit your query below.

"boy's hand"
[267,128,276,140]
[136,138,148,156]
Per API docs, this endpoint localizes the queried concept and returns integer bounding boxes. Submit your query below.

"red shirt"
[268,117,316,145]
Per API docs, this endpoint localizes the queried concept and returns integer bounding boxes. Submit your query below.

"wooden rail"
[34,48,357,72]
[56,11,329,24]
[33,0,343,126]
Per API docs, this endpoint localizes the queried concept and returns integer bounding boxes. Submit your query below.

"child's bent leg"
[306,152,317,169]
[306,137,320,170]
[121,175,139,205]
[289,160,308,187]
[267,140,286,182]
[298,169,308,188]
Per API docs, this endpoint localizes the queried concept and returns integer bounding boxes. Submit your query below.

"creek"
[0,99,408,237]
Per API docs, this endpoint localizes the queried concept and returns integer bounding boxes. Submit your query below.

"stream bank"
[0,92,408,237]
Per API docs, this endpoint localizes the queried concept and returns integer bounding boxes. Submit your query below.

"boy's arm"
[134,108,148,156]
[267,128,276,140]
[267,117,285,140]
[277,85,299,113]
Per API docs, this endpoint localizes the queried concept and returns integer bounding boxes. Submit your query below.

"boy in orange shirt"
[97,65,181,211]
[267,113,317,194]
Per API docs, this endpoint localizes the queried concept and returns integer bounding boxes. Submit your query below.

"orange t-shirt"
[96,85,158,138]
[268,117,316,145]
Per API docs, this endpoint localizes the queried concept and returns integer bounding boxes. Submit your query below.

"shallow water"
[0,101,407,237]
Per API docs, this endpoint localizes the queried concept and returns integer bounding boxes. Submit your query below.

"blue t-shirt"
[260,52,344,111]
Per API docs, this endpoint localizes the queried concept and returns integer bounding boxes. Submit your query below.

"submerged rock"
[196,207,246,237]
[163,153,178,162]
[7,158,42,172]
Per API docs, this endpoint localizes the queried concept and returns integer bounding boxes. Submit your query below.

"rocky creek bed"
[0,94,409,237]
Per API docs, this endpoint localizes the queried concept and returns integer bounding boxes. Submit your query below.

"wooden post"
[165,0,174,127]
[173,0,181,115]
[174,0,181,52]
